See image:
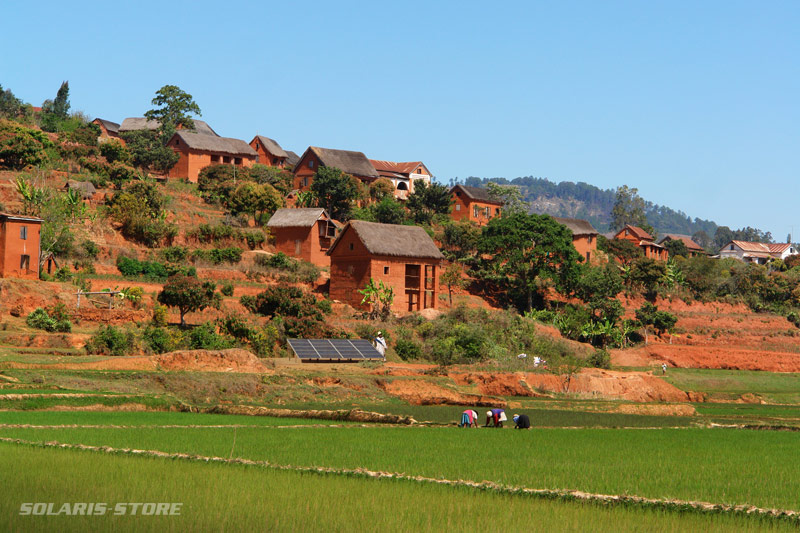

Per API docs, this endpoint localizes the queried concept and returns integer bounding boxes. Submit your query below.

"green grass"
[665,369,800,403]
[0,394,174,411]
[1,443,794,532]
[1,422,798,510]
[0,411,353,427]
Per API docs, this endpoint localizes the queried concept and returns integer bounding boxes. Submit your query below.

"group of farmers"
[458,408,531,429]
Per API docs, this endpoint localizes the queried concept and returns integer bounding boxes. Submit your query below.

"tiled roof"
[658,234,705,252]
[368,160,424,175]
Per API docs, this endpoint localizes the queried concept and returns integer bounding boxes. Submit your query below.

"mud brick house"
[166,131,257,182]
[328,220,444,314]
[717,241,797,264]
[0,213,42,279]
[91,118,120,141]
[266,208,338,267]
[658,234,707,257]
[552,216,599,262]
[249,136,289,168]
[118,117,219,137]
[613,224,668,260]
[368,160,432,200]
[450,185,503,226]
[293,147,379,191]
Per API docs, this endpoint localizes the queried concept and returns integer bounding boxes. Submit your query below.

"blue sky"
[2,1,798,238]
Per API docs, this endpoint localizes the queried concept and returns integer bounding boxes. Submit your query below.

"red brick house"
[249,135,289,168]
[0,213,42,279]
[328,220,444,314]
[657,234,706,257]
[368,160,432,200]
[552,216,599,262]
[266,208,338,267]
[613,225,668,260]
[293,147,379,191]
[450,185,502,226]
[91,118,120,141]
[166,131,257,182]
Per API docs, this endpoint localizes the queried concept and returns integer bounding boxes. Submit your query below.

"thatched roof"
[328,220,444,259]
[253,136,288,158]
[170,131,257,157]
[451,184,503,205]
[301,147,379,178]
[619,225,654,241]
[65,180,97,199]
[92,118,119,134]
[658,234,705,252]
[267,208,328,228]
[285,150,300,166]
[552,216,598,237]
[119,117,219,137]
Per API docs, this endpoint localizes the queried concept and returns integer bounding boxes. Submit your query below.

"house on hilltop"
[718,241,797,264]
[658,234,706,257]
[249,135,289,168]
[552,216,598,262]
[327,220,444,314]
[613,224,668,261]
[166,131,257,182]
[450,185,502,226]
[266,208,339,267]
[293,147,379,190]
[118,117,219,137]
[285,150,300,169]
[0,213,42,280]
[368,160,432,200]
[91,118,120,141]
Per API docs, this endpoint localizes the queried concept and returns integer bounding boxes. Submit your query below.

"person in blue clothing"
[485,408,507,427]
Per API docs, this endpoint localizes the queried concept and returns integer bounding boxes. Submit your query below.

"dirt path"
[1,437,796,522]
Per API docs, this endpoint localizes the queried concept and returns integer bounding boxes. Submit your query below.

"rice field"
[0,412,798,512]
[3,443,793,533]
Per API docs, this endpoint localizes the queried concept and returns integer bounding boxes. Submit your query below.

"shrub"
[241,286,323,320]
[142,325,182,354]
[253,252,320,284]
[588,350,611,369]
[187,322,235,350]
[220,281,234,297]
[160,245,189,263]
[85,325,135,356]
[82,240,100,259]
[99,140,131,164]
[190,247,243,265]
[151,303,169,327]
[26,307,71,333]
[116,256,168,281]
[395,339,421,361]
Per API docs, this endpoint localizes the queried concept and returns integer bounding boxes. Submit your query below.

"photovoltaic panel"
[288,339,384,362]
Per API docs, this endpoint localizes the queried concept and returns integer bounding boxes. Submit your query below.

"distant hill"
[459,176,718,238]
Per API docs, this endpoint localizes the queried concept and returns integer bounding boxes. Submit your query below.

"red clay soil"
[452,369,690,403]
[375,379,502,406]
[616,344,800,373]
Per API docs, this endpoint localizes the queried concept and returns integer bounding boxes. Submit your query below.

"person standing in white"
[374,332,387,359]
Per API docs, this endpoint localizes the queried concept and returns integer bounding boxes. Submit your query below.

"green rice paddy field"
[0,411,798,531]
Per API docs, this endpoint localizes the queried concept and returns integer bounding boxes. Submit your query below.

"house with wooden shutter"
[293,147,379,190]
[249,135,290,168]
[0,213,42,279]
[265,208,338,267]
[327,220,444,314]
[613,224,668,261]
[450,185,502,226]
[166,131,257,182]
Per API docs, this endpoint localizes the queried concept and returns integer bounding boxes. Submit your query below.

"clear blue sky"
[2,1,798,238]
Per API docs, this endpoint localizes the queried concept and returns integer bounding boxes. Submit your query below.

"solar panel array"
[288,339,384,362]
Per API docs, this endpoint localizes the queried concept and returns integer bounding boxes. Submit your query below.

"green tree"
[228,182,282,224]
[441,263,466,306]
[120,129,179,172]
[40,81,70,132]
[0,84,29,120]
[635,302,677,343]
[369,178,395,201]
[358,278,394,320]
[663,239,689,258]
[406,181,452,224]
[310,166,362,221]
[628,258,667,302]
[487,182,528,215]
[248,164,294,194]
[144,85,201,130]
[598,235,643,264]
[157,274,218,326]
[440,219,481,260]
[574,263,624,324]
[0,121,52,169]
[477,213,581,312]
[611,185,653,234]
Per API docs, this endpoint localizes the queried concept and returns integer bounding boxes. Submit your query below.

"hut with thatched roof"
[450,185,503,226]
[266,208,338,266]
[249,135,289,168]
[293,146,379,191]
[552,216,599,263]
[327,220,444,313]
[166,131,257,182]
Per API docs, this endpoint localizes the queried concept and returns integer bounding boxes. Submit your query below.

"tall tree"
[144,85,201,130]
[40,81,71,132]
[611,185,654,235]
[486,182,528,215]
[477,212,580,311]
[406,181,451,224]
[157,275,218,326]
[52,81,70,118]
[310,166,362,221]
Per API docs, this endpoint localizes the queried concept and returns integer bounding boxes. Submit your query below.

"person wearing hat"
[513,413,531,429]
[485,408,507,428]
[374,332,386,359]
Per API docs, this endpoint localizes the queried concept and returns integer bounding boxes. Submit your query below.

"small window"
[586,251,591,262]
[495,208,501,216]
[20,226,27,240]
[455,204,461,211]
[308,160,314,169]
[624,229,629,236]
[302,177,309,187]
[256,142,260,149]
[223,156,231,164]
[234,157,242,165]
[20,255,30,270]
[587,236,593,244]
[730,245,734,251]
[383,266,389,275]
[349,243,354,251]
[211,155,220,163]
